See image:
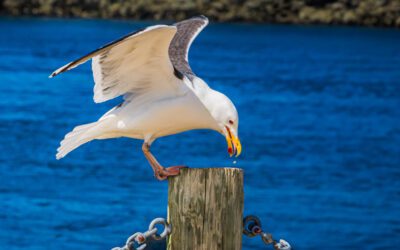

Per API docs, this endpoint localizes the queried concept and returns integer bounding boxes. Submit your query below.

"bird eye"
[229,120,234,125]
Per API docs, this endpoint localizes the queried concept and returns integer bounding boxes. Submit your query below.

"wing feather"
[169,15,209,79]
[50,25,179,103]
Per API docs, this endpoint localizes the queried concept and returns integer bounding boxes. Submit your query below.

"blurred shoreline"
[1,0,399,27]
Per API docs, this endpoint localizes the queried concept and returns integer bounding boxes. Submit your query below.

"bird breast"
[116,91,219,139]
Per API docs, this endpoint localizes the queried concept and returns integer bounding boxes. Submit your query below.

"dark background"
[0,0,400,26]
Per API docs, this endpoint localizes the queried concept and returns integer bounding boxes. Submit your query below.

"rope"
[112,218,171,250]
[243,215,291,250]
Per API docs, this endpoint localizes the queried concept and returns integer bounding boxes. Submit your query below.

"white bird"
[50,16,241,180]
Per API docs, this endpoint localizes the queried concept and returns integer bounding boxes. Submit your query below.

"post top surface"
[178,167,243,173]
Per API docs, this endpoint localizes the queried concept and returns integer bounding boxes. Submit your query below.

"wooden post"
[167,168,244,250]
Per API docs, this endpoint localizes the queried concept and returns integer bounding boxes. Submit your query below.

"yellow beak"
[225,127,242,157]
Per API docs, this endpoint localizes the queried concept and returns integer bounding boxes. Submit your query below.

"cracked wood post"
[167,168,244,250]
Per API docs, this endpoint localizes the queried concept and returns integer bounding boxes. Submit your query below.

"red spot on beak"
[228,147,233,154]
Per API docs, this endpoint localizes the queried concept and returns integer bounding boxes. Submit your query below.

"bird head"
[208,91,242,157]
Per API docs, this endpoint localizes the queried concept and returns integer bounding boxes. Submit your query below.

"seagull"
[50,15,241,180]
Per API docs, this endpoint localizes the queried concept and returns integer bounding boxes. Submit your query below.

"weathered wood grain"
[167,168,244,250]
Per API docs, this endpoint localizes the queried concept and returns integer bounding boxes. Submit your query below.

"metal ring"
[148,218,171,241]
[252,225,262,234]
[126,232,140,245]
[243,215,262,237]
[261,232,274,244]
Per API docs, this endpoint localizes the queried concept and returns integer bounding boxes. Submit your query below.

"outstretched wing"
[50,25,180,103]
[169,15,209,80]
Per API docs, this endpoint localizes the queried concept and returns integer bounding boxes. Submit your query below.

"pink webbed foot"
[155,165,188,181]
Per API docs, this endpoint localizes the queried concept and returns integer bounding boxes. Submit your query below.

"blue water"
[1,17,400,250]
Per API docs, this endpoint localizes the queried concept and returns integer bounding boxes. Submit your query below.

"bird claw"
[155,165,188,181]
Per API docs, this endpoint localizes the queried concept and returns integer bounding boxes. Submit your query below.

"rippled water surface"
[0,18,399,250]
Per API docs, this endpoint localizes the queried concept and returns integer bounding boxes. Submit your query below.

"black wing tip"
[49,72,57,78]
[49,69,64,78]
[173,67,184,80]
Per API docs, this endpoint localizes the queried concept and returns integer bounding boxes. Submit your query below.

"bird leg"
[142,142,186,181]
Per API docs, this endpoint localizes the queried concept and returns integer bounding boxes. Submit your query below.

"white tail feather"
[56,122,98,159]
